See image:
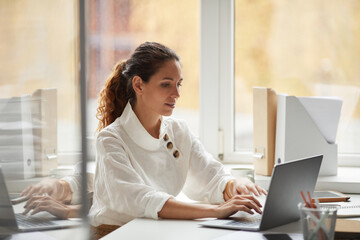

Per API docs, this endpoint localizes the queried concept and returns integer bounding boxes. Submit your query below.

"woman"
[89,42,266,237]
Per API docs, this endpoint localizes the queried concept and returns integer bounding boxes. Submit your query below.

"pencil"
[300,191,310,208]
[307,191,317,208]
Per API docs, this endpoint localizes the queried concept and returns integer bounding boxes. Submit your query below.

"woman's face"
[140,60,183,117]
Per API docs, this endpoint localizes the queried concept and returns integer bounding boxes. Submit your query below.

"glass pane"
[234,0,360,155]
[86,0,200,144]
[0,1,86,237]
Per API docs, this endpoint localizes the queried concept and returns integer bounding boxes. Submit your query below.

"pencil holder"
[298,203,337,240]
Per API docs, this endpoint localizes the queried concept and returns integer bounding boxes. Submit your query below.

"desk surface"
[102,194,360,240]
[101,218,303,240]
[8,195,360,240]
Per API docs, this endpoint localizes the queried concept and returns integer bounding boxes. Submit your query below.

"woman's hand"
[224,178,267,201]
[22,195,80,219]
[21,178,72,203]
[213,195,263,219]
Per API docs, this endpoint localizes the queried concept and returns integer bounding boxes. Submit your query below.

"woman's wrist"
[59,180,72,204]
[66,205,81,218]
[206,204,221,218]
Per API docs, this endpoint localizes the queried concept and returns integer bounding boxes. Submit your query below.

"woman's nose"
[172,86,180,98]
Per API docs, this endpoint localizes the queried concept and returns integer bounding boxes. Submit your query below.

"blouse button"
[163,134,169,141]
[173,150,180,158]
[167,142,173,149]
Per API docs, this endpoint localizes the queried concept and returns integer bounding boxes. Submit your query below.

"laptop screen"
[259,155,322,230]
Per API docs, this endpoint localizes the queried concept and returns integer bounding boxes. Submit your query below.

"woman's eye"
[161,83,170,88]
[177,82,182,87]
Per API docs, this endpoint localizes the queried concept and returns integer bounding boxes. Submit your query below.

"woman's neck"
[132,101,161,139]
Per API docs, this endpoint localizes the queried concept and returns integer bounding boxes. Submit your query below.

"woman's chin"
[161,109,174,117]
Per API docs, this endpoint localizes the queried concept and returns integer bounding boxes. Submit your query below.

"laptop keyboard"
[227,213,262,227]
[15,213,56,228]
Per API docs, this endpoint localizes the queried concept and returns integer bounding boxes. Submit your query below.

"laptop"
[0,167,82,234]
[199,155,323,231]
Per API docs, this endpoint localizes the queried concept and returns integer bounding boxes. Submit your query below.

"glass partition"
[0,0,87,238]
[0,0,200,238]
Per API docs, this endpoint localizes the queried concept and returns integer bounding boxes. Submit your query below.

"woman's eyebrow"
[162,77,174,81]
[162,77,183,81]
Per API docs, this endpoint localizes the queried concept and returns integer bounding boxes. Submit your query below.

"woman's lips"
[165,103,175,108]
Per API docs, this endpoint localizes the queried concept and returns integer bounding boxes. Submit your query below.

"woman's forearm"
[158,198,217,219]
[158,195,263,220]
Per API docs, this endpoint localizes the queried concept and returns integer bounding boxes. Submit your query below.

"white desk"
[101,218,303,240]
[7,196,360,239]
[102,194,360,240]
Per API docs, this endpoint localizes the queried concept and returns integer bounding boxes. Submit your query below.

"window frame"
[200,0,360,167]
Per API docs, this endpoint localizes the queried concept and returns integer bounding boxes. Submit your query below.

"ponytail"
[96,42,180,133]
[96,60,133,133]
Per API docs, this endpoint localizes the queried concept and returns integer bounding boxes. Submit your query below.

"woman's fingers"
[21,178,58,199]
[24,195,45,208]
[225,195,262,213]
[232,178,267,197]
[236,185,250,195]
[29,206,43,216]
[23,200,39,215]
[23,196,57,215]
[237,185,259,196]
[257,185,268,195]
[21,185,38,198]
[250,185,260,196]
[233,205,253,215]
[237,195,262,208]
[231,198,262,214]
[23,197,46,215]
[216,195,264,219]
[20,185,31,196]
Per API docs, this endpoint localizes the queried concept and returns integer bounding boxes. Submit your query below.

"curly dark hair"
[96,42,180,132]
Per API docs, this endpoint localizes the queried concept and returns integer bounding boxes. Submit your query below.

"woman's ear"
[132,76,143,95]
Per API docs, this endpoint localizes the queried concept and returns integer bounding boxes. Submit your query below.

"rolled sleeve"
[144,192,173,219]
[62,175,81,205]
[213,176,234,203]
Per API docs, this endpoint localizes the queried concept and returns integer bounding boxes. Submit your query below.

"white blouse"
[88,102,232,227]
[62,162,94,205]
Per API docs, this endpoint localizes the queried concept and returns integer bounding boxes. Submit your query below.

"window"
[86,0,201,154]
[200,0,360,167]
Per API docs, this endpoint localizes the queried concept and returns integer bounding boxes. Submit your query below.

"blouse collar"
[119,101,168,150]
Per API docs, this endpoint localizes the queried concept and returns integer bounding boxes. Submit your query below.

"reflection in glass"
[0,166,83,233]
[0,0,86,237]
[0,95,36,179]
[0,167,18,234]
[0,89,57,180]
